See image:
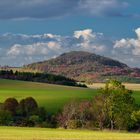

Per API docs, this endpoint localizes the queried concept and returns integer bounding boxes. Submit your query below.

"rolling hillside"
[25,51,140,83]
[0,79,95,113]
[0,79,139,113]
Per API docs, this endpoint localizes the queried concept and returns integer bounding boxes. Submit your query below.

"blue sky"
[0,0,139,38]
[0,0,140,67]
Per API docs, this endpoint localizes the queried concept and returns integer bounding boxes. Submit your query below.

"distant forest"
[0,70,86,88]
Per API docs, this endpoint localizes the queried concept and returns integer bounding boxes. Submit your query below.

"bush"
[0,110,13,125]
[67,120,79,129]
[29,115,41,126]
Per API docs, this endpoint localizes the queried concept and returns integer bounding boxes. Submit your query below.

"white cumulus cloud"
[113,28,140,66]
[1,29,111,66]
[1,27,140,67]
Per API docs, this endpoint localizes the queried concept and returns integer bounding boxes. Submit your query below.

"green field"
[0,79,140,113]
[0,79,140,140]
[0,127,139,140]
[0,79,97,113]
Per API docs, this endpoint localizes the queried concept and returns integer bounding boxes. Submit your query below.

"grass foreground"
[0,127,139,140]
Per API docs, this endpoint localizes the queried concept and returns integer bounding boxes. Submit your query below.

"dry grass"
[87,83,140,91]
[0,127,139,140]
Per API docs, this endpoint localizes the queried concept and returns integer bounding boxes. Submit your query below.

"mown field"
[0,79,97,113]
[88,83,140,91]
[0,127,139,140]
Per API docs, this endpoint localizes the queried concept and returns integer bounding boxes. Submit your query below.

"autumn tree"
[3,98,19,116]
[19,97,38,117]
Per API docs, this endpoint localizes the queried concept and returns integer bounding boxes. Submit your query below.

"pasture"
[0,79,97,113]
[0,127,139,140]
[0,79,140,113]
[0,79,140,140]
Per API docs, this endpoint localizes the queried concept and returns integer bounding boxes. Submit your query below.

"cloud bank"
[113,28,140,66]
[0,27,140,67]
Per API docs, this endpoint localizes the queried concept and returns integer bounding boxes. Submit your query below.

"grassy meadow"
[0,79,97,113]
[0,79,140,113]
[0,78,140,139]
[0,127,139,140]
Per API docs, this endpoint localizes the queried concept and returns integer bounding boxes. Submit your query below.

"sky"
[0,0,140,67]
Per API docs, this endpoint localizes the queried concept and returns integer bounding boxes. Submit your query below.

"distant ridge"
[25,51,140,83]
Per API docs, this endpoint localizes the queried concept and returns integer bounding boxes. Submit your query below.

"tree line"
[0,97,57,127]
[0,80,139,131]
[0,70,86,87]
[57,80,140,131]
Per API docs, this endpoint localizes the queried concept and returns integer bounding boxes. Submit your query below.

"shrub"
[0,110,13,125]
[67,120,79,129]
[29,115,41,126]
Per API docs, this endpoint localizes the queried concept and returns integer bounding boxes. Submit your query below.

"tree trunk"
[110,120,114,130]
[99,121,103,130]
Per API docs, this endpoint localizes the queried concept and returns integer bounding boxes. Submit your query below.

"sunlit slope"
[0,79,97,113]
[0,79,139,113]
